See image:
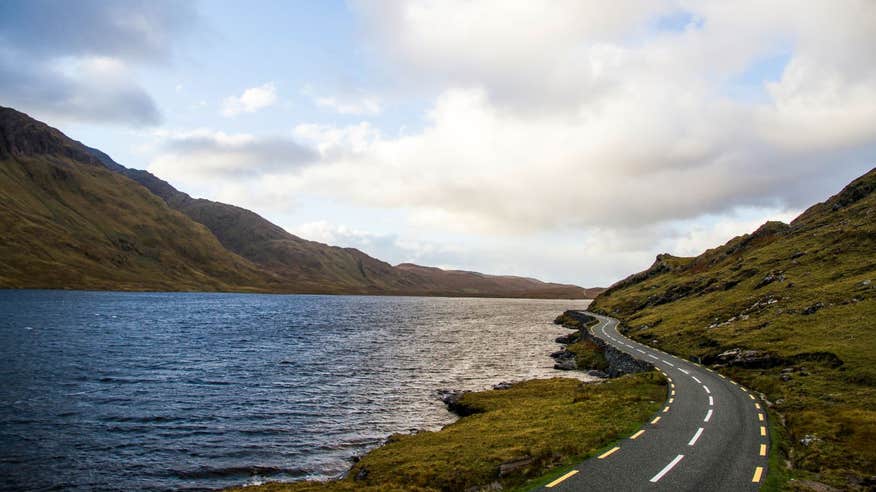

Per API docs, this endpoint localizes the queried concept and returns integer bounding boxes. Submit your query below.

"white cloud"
[292,221,464,267]
[221,82,278,117]
[300,85,383,115]
[98,1,876,286]
[315,95,382,115]
[664,207,801,257]
[269,1,875,237]
[1,55,162,126]
[147,128,316,180]
[0,0,196,126]
[294,122,380,156]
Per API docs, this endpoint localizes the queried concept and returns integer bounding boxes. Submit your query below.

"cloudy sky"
[2,1,874,286]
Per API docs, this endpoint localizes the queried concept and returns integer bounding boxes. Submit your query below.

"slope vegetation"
[0,109,269,291]
[590,169,876,490]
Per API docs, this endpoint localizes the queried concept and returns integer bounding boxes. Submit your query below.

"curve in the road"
[544,312,769,492]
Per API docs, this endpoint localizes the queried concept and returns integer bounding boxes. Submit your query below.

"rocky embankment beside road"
[551,311,653,377]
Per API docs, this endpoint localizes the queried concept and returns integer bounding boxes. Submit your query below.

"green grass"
[566,339,609,371]
[230,373,666,492]
[0,156,270,293]
[763,406,791,492]
[553,312,609,371]
[589,169,876,490]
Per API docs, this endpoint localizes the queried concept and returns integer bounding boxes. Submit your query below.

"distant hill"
[0,106,598,298]
[589,169,876,489]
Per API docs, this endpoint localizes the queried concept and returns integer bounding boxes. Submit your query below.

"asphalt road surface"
[545,312,770,491]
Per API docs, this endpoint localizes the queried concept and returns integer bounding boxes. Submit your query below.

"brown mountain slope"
[589,168,876,489]
[0,106,594,298]
[0,110,272,292]
[396,263,606,298]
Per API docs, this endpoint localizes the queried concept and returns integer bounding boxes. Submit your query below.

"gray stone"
[498,456,534,477]
[800,434,820,447]
[802,302,824,315]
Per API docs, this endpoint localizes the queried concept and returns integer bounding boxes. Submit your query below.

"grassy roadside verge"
[229,373,665,492]
[762,406,791,492]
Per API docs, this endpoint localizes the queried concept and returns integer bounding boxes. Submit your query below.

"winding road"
[545,312,769,491]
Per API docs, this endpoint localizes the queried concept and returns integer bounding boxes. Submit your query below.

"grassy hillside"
[111,162,596,298]
[0,110,273,291]
[0,106,595,298]
[590,169,876,490]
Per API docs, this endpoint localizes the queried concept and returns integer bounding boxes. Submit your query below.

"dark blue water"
[0,290,588,491]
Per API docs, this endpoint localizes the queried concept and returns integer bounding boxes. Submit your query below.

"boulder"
[754,271,786,289]
[550,349,574,360]
[553,358,577,371]
[437,389,478,416]
[554,332,579,344]
[713,348,783,368]
[802,302,824,315]
[498,456,534,477]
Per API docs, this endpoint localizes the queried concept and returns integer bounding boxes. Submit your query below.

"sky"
[1,0,874,287]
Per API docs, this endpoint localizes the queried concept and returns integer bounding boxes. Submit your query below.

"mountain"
[0,106,597,298]
[589,169,876,490]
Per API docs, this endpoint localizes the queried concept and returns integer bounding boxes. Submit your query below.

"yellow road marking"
[755,403,761,410]
[749,394,755,400]
[759,444,767,456]
[758,413,764,421]
[651,416,661,424]
[669,398,675,403]
[671,390,676,396]
[546,470,579,488]
[630,430,645,440]
[752,466,763,482]
[760,426,767,436]
[598,447,620,459]
[663,406,670,413]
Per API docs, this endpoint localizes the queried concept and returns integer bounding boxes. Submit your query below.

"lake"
[0,291,589,491]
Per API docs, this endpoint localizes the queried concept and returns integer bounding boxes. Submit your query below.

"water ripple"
[0,291,589,491]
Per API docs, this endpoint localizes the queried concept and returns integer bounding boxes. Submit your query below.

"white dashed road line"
[688,427,704,446]
[650,455,684,483]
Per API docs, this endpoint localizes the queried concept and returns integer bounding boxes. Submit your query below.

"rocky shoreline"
[550,310,654,378]
[437,310,654,419]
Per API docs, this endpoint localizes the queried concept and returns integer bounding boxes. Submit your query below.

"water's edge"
[244,306,598,490]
